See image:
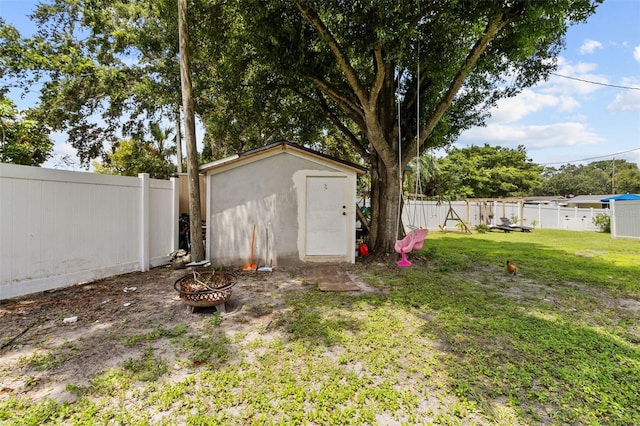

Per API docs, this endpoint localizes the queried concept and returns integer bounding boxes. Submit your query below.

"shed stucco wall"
[206,152,355,266]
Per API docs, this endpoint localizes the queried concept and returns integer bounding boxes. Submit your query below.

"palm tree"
[149,122,176,164]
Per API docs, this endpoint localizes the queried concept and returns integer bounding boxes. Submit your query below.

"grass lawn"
[1,229,639,425]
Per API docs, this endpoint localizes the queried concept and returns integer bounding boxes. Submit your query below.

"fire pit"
[174,271,237,312]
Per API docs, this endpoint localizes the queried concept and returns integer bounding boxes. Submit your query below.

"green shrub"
[592,213,610,233]
[474,224,490,233]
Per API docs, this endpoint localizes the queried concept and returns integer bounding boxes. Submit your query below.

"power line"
[550,73,640,91]
[541,147,640,166]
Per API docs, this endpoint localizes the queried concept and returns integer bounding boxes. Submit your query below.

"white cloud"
[607,90,640,112]
[54,141,78,157]
[459,122,604,150]
[544,59,608,95]
[580,39,603,55]
[488,89,562,123]
[556,57,597,74]
[485,86,581,126]
[556,96,581,112]
[634,45,640,62]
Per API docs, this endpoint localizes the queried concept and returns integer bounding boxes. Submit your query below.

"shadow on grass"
[2,233,638,424]
[277,301,362,348]
[397,269,638,424]
[401,235,638,424]
[420,234,640,297]
[277,235,639,424]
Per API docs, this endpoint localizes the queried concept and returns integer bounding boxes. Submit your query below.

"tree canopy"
[436,144,542,199]
[537,160,640,196]
[1,2,185,165]
[0,95,53,166]
[1,0,603,253]
[227,0,602,250]
[92,125,176,180]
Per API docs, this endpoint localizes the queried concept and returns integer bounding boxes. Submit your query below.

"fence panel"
[150,179,177,265]
[0,164,177,300]
[400,200,607,233]
[402,200,450,230]
[402,201,470,231]
[524,205,601,232]
[611,200,640,240]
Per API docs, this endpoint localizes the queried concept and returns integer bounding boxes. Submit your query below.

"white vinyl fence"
[525,204,606,232]
[0,163,178,299]
[610,200,640,240]
[401,200,608,232]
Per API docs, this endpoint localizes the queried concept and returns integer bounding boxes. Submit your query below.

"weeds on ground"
[17,350,65,371]
[119,323,188,347]
[1,230,639,425]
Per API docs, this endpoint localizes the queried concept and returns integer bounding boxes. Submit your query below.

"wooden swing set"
[439,199,472,233]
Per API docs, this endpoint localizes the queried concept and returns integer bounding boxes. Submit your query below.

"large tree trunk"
[178,0,205,262]
[368,152,403,254]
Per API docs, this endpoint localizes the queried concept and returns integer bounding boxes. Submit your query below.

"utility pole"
[611,157,616,194]
[178,0,205,261]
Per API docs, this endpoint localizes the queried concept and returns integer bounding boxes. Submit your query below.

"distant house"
[523,196,568,206]
[563,195,617,209]
[199,141,366,267]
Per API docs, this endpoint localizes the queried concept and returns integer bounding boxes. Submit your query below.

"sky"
[1,0,639,170]
[455,0,640,168]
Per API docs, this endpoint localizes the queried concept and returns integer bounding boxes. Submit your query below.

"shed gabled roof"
[199,140,367,175]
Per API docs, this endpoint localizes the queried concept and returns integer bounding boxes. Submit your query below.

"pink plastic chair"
[394,228,429,267]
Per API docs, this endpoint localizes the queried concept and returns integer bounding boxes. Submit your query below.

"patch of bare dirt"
[0,263,380,403]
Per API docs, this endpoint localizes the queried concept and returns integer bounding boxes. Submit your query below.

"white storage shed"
[199,141,366,267]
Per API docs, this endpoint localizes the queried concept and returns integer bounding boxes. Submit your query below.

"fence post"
[466,201,470,227]
[610,200,616,239]
[171,176,179,252]
[519,200,524,225]
[139,173,150,272]
[538,203,542,228]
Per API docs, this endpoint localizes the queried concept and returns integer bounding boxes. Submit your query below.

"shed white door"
[305,176,348,256]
